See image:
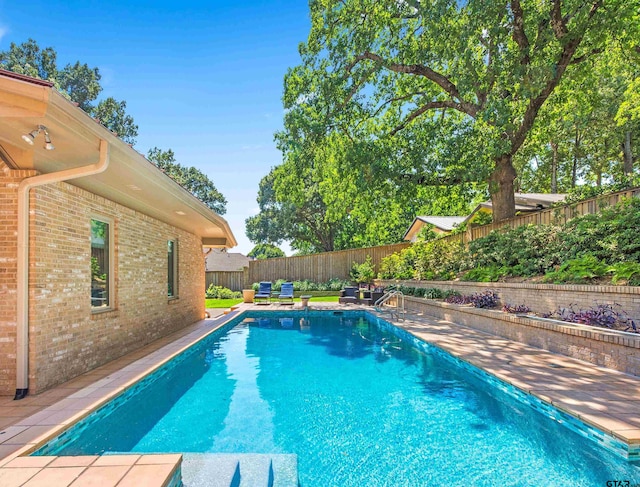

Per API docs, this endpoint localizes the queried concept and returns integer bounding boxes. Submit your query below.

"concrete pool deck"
[0,301,638,485]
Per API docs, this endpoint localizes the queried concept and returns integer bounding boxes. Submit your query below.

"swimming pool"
[34,311,640,486]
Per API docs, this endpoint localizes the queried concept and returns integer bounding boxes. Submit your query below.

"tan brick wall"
[0,162,38,394]
[27,182,205,393]
[379,279,640,322]
[403,296,640,376]
[0,165,206,395]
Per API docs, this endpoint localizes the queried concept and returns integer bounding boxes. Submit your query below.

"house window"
[91,219,111,308]
[168,240,178,298]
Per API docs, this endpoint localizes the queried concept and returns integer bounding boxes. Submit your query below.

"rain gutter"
[15,139,110,399]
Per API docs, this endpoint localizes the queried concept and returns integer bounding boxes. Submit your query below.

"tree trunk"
[623,130,633,176]
[572,128,580,188]
[489,154,517,222]
[550,140,558,193]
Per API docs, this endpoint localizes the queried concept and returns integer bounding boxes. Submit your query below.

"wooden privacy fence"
[209,187,639,290]
[441,187,640,246]
[246,242,411,285]
[205,271,246,291]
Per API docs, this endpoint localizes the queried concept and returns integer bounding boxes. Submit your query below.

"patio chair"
[278,282,294,305]
[339,286,359,304]
[254,281,272,304]
[362,287,385,306]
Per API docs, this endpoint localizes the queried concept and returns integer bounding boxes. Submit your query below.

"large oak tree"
[288,0,637,221]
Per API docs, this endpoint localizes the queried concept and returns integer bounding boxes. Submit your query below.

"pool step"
[181,453,297,487]
[223,305,241,315]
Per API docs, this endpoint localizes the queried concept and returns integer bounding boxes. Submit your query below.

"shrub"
[543,254,608,283]
[414,238,466,280]
[414,287,427,298]
[609,262,640,286]
[398,285,416,296]
[468,224,563,276]
[328,278,350,291]
[560,198,640,264]
[424,288,445,299]
[350,255,375,285]
[205,285,241,299]
[462,265,508,282]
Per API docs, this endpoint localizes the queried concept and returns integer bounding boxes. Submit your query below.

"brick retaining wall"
[378,279,640,322]
[401,296,640,376]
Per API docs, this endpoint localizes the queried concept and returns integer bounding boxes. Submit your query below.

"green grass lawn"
[205,295,339,308]
[205,298,243,308]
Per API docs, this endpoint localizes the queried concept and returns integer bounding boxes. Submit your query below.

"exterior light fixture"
[21,128,40,145]
[43,129,55,150]
[21,125,55,150]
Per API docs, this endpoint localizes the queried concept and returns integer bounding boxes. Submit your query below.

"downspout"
[15,139,110,399]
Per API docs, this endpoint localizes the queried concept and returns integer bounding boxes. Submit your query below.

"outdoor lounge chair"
[278,282,294,305]
[254,281,272,304]
[339,286,359,304]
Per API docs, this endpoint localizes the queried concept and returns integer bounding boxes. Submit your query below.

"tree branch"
[551,0,568,39]
[348,51,479,117]
[510,0,531,64]
[389,101,469,136]
[512,1,602,152]
[570,48,604,64]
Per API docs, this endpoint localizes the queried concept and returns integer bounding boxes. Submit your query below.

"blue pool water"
[35,311,640,486]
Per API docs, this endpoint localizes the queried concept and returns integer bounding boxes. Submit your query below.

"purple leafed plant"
[502,303,532,314]
[470,291,499,309]
[445,291,499,309]
[548,303,638,334]
[444,294,473,305]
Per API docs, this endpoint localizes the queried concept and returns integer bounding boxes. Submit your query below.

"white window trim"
[91,215,115,312]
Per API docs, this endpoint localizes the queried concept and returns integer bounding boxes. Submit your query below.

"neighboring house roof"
[465,193,567,223]
[403,193,567,241]
[0,68,237,248]
[403,216,466,241]
[205,249,251,271]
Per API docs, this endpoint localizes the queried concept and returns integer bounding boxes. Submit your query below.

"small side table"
[300,295,312,307]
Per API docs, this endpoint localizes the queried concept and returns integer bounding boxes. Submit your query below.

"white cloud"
[0,26,8,43]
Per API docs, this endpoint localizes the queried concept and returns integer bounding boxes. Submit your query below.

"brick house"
[0,69,237,398]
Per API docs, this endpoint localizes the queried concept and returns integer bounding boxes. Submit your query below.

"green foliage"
[380,238,465,280]
[205,285,241,299]
[350,256,375,284]
[415,225,438,242]
[561,198,640,264]
[281,0,635,226]
[462,266,508,283]
[469,224,564,276]
[250,278,351,293]
[468,211,493,227]
[0,38,139,144]
[543,255,608,284]
[248,243,285,260]
[0,38,58,82]
[92,97,138,145]
[90,256,106,281]
[413,239,466,280]
[608,262,640,286]
[382,197,640,285]
[147,147,227,214]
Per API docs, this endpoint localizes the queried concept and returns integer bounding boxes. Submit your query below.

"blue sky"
[0,0,311,255]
